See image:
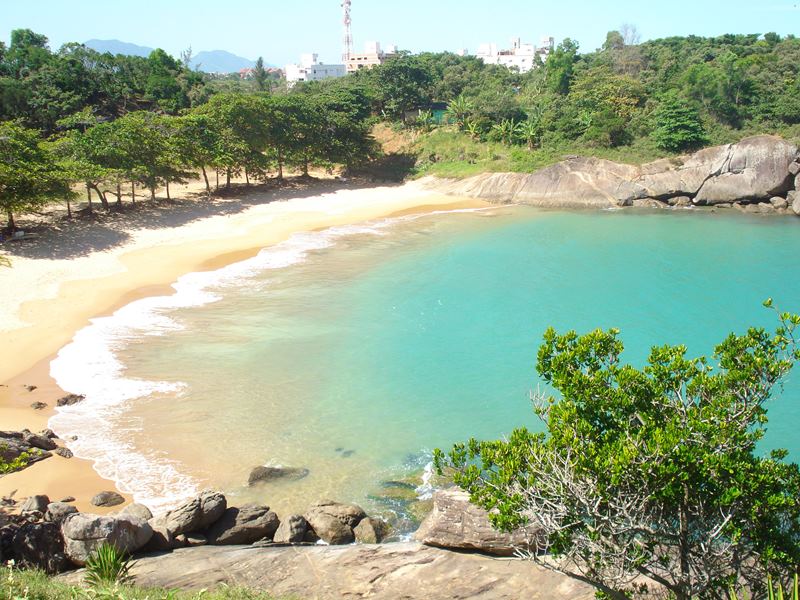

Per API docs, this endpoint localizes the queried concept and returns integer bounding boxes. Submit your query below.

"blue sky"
[3,0,799,66]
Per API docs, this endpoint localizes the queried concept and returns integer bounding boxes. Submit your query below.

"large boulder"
[143,516,177,552]
[0,432,51,466]
[12,522,70,573]
[790,191,800,216]
[163,491,227,536]
[119,503,153,522]
[20,494,50,514]
[206,505,280,545]
[61,513,153,566]
[44,502,78,524]
[353,517,389,544]
[248,466,310,486]
[304,500,367,545]
[273,514,310,544]
[415,488,542,557]
[693,137,798,204]
[22,430,57,451]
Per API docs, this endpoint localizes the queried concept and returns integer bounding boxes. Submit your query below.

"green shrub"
[84,543,134,587]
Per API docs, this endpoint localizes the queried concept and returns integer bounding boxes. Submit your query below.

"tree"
[436,304,800,600]
[0,120,72,229]
[545,38,579,95]
[652,92,707,152]
[253,57,269,92]
[445,94,472,130]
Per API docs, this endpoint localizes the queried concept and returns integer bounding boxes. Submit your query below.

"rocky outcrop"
[61,513,153,566]
[75,543,595,600]
[20,494,50,514]
[44,502,78,524]
[415,489,543,556]
[432,135,800,212]
[0,431,52,466]
[119,503,153,522]
[205,505,279,545]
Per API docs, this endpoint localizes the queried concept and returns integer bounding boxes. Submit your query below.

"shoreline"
[0,178,487,510]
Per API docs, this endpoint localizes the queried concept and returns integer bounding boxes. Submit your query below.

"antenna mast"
[342,0,353,63]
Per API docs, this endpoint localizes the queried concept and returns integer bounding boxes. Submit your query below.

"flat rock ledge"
[61,542,595,600]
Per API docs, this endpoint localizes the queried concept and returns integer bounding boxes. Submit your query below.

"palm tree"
[445,94,473,130]
[491,119,517,145]
[465,119,481,140]
[515,118,541,150]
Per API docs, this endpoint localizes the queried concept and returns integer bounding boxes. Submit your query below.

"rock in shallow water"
[304,500,367,545]
[247,465,310,486]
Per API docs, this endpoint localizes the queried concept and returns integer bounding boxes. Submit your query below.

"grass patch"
[0,565,293,600]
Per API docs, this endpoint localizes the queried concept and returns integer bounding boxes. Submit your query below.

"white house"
[285,54,346,87]
[475,37,554,73]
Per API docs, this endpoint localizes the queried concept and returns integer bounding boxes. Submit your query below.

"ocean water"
[49,206,800,520]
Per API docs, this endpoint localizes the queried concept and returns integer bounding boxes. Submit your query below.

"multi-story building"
[285,53,346,87]
[345,41,398,73]
[475,36,555,73]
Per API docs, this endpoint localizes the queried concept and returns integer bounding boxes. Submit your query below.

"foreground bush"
[437,303,800,600]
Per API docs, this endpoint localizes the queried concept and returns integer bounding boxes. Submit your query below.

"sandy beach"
[0,177,485,512]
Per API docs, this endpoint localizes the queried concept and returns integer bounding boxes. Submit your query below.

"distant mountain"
[84,39,154,57]
[83,39,261,74]
[190,50,256,74]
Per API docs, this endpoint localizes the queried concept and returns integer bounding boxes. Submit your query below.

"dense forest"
[2,27,799,229]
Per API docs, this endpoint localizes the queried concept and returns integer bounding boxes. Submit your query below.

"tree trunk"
[201,166,211,195]
[166,181,171,201]
[245,168,250,186]
[215,170,219,191]
[678,484,691,600]
[277,149,284,180]
[86,183,93,214]
[303,158,309,176]
[150,185,156,201]
[66,198,72,219]
[131,181,136,205]
[7,209,15,231]
[226,168,231,190]
[116,183,122,206]
[91,184,109,210]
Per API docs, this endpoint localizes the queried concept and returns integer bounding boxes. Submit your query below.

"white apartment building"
[475,36,555,73]
[285,53,346,86]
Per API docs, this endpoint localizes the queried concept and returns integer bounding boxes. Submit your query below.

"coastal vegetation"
[435,303,800,599]
[2,28,800,229]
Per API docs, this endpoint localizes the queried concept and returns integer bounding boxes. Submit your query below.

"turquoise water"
[50,206,800,519]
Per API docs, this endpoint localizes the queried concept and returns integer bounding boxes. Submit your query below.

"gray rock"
[143,516,176,552]
[669,196,692,207]
[164,491,227,536]
[30,401,48,410]
[206,505,280,545]
[632,198,667,209]
[12,522,70,573]
[175,533,207,547]
[54,447,73,459]
[56,394,85,407]
[44,502,78,524]
[789,161,800,176]
[304,500,366,545]
[59,497,76,503]
[273,514,309,544]
[61,513,153,566]
[119,503,153,522]
[91,491,125,508]
[248,465,310,486]
[716,203,733,208]
[790,191,800,216]
[354,517,389,544]
[415,488,543,557]
[22,431,57,451]
[757,202,776,213]
[770,196,789,209]
[20,495,50,514]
